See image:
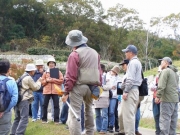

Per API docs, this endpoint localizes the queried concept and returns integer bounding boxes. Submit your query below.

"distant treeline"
[0,0,180,70]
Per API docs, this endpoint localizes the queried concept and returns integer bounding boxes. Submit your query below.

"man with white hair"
[31,59,45,121]
[62,30,101,135]
[11,64,42,135]
[155,57,179,135]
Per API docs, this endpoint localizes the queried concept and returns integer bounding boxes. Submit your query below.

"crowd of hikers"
[0,30,179,135]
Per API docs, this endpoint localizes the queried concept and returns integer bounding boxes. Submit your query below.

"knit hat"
[111,66,120,75]
[65,30,88,47]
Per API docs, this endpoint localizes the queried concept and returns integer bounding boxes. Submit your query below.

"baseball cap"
[122,45,137,54]
[119,59,129,65]
[159,57,172,65]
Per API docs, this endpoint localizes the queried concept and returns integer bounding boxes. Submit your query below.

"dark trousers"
[42,94,59,122]
[60,98,70,123]
[115,99,119,130]
[11,100,29,135]
[153,98,160,135]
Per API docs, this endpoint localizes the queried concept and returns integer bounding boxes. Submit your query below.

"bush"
[55,55,68,62]
[49,50,71,57]
[27,47,49,55]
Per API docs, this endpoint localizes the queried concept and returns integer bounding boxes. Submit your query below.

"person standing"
[118,59,142,135]
[117,45,142,135]
[31,59,45,121]
[94,64,109,134]
[0,59,18,135]
[11,64,42,135]
[155,57,179,135]
[62,30,101,135]
[149,66,162,135]
[106,66,121,133]
[41,58,64,124]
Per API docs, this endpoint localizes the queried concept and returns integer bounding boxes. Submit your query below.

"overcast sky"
[100,0,180,26]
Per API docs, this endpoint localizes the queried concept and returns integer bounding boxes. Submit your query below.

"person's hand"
[61,94,69,102]
[112,86,116,90]
[46,77,52,83]
[0,112,4,118]
[155,97,160,104]
[123,93,128,100]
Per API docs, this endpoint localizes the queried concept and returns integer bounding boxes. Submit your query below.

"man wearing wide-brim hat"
[31,59,45,122]
[62,30,101,135]
[11,64,42,135]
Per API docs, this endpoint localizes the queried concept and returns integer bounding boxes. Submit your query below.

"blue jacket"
[0,76,18,112]
[32,70,44,92]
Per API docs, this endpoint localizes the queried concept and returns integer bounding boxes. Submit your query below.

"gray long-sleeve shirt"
[124,56,142,93]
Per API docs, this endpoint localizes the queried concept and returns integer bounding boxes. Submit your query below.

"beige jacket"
[21,73,41,102]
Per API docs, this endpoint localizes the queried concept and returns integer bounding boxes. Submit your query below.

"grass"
[143,60,180,77]
[140,118,180,132]
[26,119,69,135]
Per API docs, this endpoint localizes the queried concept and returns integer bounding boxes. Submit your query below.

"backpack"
[0,78,11,112]
[139,71,148,96]
[16,74,29,104]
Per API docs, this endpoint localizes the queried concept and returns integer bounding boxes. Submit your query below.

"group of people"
[0,29,179,135]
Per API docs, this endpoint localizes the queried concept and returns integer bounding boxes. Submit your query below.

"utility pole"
[145,30,148,71]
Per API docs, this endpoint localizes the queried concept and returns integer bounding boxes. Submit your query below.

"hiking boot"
[109,126,114,133]
[135,131,142,135]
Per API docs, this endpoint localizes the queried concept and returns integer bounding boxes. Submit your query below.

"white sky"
[100,0,180,26]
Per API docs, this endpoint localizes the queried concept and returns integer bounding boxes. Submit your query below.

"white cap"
[35,59,44,66]
[25,64,36,71]
[47,58,56,66]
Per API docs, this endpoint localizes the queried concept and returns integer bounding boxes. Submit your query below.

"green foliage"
[0,0,180,64]
[49,50,71,57]
[27,47,49,55]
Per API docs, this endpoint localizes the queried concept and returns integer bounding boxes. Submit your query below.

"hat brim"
[119,62,125,65]
[122,48,129,52]
[25,68,36,71]
[65,35,88,47]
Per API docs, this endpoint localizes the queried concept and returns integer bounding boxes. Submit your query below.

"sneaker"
[42,121,48,124]
[81,130,86,135]
[32,119,37,122]
[115,129,119,132]
[99,131,106,134]
[114,133,125,135]
[135,131,142,135]
[54,122,59,125]
[109,126,114,133]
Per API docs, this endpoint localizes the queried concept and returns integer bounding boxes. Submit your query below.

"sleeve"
[51,71,64,85]
[156,71,168,98]
[64,52,79,93]
[124,62,137,93]
[41,72,47,86]
[28,77,41,91]
[98,54,102,86]
[5,80,18,112]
